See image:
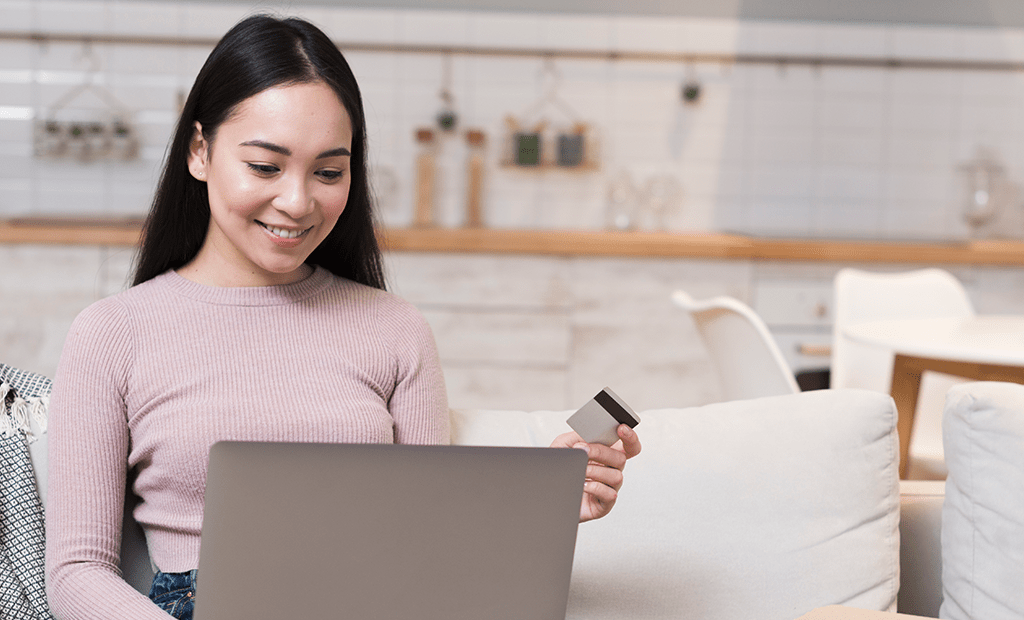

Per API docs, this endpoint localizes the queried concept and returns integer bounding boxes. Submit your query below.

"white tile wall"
[4,1,1024,241]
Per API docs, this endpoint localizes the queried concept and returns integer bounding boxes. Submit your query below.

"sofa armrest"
[897,480,944,618]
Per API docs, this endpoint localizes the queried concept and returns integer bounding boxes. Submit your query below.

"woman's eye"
[316,169,344,182]
[247,163,279,175]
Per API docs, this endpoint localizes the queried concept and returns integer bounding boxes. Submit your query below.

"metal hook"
[520,57,579,127]
[439,52,454,106]
[46,39,129,118]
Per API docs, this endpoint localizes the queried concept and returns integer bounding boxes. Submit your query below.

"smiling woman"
[180,82,355,286]
[130,14,381,290]
[43,13,640,620]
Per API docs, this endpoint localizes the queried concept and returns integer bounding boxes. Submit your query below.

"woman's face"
[184,81,353,287]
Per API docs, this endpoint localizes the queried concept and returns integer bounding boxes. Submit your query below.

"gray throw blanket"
[0,363,56,620]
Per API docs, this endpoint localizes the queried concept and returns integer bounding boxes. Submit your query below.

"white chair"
[831,268,975,479]
[671,290,800,401]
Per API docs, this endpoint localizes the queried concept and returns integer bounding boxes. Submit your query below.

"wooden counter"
[3,218,1024,266]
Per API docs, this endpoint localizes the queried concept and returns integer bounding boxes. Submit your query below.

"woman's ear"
[187,122,209,182]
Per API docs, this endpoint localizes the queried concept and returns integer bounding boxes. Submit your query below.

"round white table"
[843,316,1024,478]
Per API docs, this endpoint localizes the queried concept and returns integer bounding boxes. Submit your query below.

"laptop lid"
[195,441,587,620]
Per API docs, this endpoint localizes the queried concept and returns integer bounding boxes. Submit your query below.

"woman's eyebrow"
[239,140,350,159]
[316,147,352,159]
[239,140,290,155]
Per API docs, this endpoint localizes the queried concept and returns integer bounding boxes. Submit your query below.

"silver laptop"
[195,441,588,620]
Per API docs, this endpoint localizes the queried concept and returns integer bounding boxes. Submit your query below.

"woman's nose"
[273,175,315,217]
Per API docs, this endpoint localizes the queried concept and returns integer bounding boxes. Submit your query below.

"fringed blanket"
[0,364,56,620]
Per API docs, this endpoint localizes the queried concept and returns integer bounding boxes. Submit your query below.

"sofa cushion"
[452,388,901,620]
[940,382,1024,620]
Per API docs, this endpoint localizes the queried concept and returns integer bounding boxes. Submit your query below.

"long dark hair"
[132,14,385,289]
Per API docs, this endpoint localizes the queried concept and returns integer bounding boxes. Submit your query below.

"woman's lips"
[257,221,313,239]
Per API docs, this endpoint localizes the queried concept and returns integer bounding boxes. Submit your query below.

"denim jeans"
[148,570,198,620]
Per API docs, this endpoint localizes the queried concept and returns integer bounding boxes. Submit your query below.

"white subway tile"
[817,66,888,95]
[714,165,749,199]
[36,0,109,35]
[747,96,818,131]
[677,162,729,199]
[0,183,33,215]
[181,4,249,38]
[818,97,886,131]
[327,8,399,45]
[746,133,815,166]
[890,24,965,60]
[749,164,815,199]
[681,18,741,55]
[668,194,716,231]
[344,51,399,88]
[958,71,1024,104]
[887,134,955,169]
[745,198,814,235]
[818,131,885,167]
[612,15,686,54]
[0,0,32,31]
[0,42,33,71]
[960,27,1022,62]
[398,10,470,47]
[0,147,33,177]
[713,197,749,231]
[881,203,958,241]
[746,63,819,94]
[36,181,105,214]
[817,24,887,58]
[885,167,955,203]
[889,69,958,98]
[816,165,883,201]
[887,100,955,135]
[745,21,820,56]
[957,103,1021,138]
[0,117,32,141]
[980,29,1024,62]
[468,12,543,49]
[0,81,31,105]
[107,44,180,78]
[539,13,612,52]
[813,202,883,238]
[106,182,151,215]
[109,0,182,36]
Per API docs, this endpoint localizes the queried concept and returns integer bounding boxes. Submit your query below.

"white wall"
[4,1,1024,241]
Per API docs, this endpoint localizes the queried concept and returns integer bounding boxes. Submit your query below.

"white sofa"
[451,388,936,620]
[30,383,1024,619]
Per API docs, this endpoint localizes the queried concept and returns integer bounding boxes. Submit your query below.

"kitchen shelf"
[4,217,1024,266]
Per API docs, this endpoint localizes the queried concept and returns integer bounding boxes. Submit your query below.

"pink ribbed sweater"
[45,267,449,620]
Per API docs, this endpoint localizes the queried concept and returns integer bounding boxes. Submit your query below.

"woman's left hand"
[549,424,642,523]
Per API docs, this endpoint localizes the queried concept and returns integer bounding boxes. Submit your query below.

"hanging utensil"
[436,53,458,133]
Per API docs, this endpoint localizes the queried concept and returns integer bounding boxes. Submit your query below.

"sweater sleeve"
[45,299,169,620]
[386,302,450,446]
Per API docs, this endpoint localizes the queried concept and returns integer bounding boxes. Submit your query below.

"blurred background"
[4,0,1024,418]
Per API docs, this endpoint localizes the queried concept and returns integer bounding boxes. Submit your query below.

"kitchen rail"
[3,30,1024,73]
[3,218,1024,265]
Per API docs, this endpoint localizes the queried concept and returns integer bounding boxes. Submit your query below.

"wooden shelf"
[4,218,1024,266]
[380,227,1024,266]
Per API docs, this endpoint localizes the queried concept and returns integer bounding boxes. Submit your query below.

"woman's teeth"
[261,223,308,239]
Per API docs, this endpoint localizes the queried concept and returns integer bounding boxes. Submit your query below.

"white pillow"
[940,382,1024,620]
[452,389,901,620]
